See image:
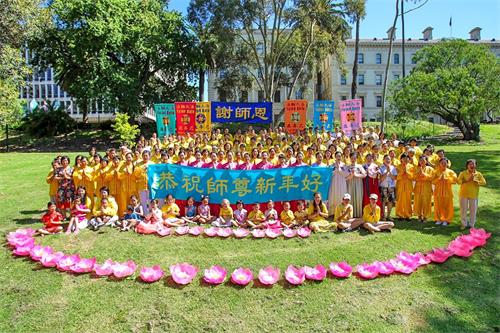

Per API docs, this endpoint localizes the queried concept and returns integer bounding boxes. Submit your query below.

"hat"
[369,193,378,200]
[343,193,351,200]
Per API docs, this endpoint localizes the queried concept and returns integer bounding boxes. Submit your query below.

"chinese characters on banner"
[195,102,211,133]
[175,102,197,135]
[339,99,363,137]
[284,100,308,134]
[210,102,272,123]
[313,100,335,131]
[154,103,176,137]
[148,164,332,204]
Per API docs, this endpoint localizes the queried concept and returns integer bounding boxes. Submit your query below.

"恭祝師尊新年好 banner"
[148,164,332,204]
[284,100,308,134]
[339,99,363,137]
[313,100,335,131]
[211,102,272,123]
[154,103,176,137]
[175,102,197,135]
[195,102,211,133]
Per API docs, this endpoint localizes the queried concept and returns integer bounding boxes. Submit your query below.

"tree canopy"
[388,39,500,141]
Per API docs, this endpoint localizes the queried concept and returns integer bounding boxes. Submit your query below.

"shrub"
[111,113,140,147]
[20,109,76,138]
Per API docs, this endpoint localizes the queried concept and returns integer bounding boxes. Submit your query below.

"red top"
[42,211,63,228]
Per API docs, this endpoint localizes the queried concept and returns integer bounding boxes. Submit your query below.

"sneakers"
[442,222,448,226]
[435,221,442,225]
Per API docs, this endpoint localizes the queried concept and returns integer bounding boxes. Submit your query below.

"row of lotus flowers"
[152,226,312,239]
[6,227,491,286]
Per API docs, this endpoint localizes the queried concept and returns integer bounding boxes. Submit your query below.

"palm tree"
[344,0,366,99]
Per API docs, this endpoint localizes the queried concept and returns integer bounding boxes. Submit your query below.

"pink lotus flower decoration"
[233,228,250,238]
[189,226,204,236]
[329,262,352,278]
[283,229,297,238]
[217,228,233,238]
[456,235,486,249]
[13,244,34,256]
[304,265,327,281]
[356,263,379,279]
[258,266,280,285]
[157,227,171,237]
[140,265,164,283]
[231,268,253,286]
[373,261,395,275]
[9,228,35,238]
[203,265,227,285]
[71,257,96,273]
[112,260,137,278]
[470,228,491,240]
[175,226,190,235]
[93,259,115,276]
[297,227,311,238]
[57,254,81,271]
[426,248,453,263]
[285,265,306,285]
[448,239,473,257]
[30,245,53,262]
[170,263,198,285]
[8,236,35,249]
[204,227,219,237]
[265,228,282,239]
[251,229,265,238]
[389,259,416,275]
[40,251,64,268]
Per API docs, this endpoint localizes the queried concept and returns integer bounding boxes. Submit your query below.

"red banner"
[284,100,308,134]
[175,102,196,135]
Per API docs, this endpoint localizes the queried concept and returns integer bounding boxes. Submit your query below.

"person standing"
[457,159,486,229]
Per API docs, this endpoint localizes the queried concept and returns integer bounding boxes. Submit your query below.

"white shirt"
[378,164,397,188]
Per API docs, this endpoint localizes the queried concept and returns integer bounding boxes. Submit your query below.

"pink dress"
[264,208,281,229]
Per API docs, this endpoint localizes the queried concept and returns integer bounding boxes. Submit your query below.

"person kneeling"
[335,194,363,232]
[362,194,394,234]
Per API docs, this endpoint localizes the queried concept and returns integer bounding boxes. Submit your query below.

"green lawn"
[0,125,498,333]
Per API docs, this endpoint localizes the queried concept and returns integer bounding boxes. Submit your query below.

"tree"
[30,0,202,123]
[112,113,140,147]
[344,0,366,99]
[388,40,499,141]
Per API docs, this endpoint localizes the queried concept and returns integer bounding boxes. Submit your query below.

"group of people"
[40,125,486,235]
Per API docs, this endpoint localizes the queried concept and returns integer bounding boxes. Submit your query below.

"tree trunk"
[198,69,205,101]
[351,17,360,99]
[80,99,89,124]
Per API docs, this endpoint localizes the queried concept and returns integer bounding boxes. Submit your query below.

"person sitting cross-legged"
[362,194,394,234]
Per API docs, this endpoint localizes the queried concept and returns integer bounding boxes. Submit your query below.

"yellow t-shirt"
[306,203,328,222]
[457,170,486,199]
[161,203,180,218]
[248,210,265,223]
[280,210,295,225]
[219,206,234,219]
[294,210,308,222]
[362,205,381,224]
[334,203,353,222]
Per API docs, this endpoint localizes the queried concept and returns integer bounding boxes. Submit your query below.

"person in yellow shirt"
[247,203,266,229]
[362,194,394,234]
[94,158,110,198]
[161,194,183,227]
[117,153,137,216]
[457,159,486,229]
[408,138,423,158]
[280,201,296,228]
[335,194,364,232]
[46,160,59,203]
[134,151,152,213]
[432,158,458,226]
[72,156,95,207]
[212,199,235,227]
[308,192,335,232]
[395,154,415,219]
[293,201,309,227]
[88,197,119,230]
[106,156,121,198]
[413,156,434,222]
[93,187,119,218]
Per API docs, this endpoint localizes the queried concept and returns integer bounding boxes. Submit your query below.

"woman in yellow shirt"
[134,151,152,213]
[432,158,458,226]
[308,192,335,232]
[395,154,415,219]
[457,159,486,229]
[362,194,394,234]
[117,153,137,216]
[72,156,95,207]
[413,156,434,222]
[46,161,59,202]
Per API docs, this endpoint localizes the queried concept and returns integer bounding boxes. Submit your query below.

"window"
[358,74,364,85]
[273,90,281,103]
[375,74,382,85]
[40,85,46,99]
[59,87,65,98]
[411,54,416,64]
[53,84,59,97]
[357,53,364,64]
[47,84,52,98]
[359,96,365,107]
[34,85,40,99]
[340,75,346,85]
[393,74,400,80]
[240,91,248,103]
[295,89,303,99]
[46,68,52,81]
[258,90,264,102]
[376,53,382,64]
[376,96,382,107]
[341,95,347,101]
[394,53,400,64]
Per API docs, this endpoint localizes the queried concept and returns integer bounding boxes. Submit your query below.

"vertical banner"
[339,99,363,137]
[195,102,211,133]
[154,103,176,137]
[313,100,335,131]
[284,100,308,134]
[175,102,197,135]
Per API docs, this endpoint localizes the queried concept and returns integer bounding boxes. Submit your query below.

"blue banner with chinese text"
[148,164,332,204]
[313,100,335,131]
[210,102,273,123]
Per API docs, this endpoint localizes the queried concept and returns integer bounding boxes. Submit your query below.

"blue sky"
[169,0,499,40]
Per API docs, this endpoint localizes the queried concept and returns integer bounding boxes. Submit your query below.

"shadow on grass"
[13,217,39,225]
[19,210,45,215]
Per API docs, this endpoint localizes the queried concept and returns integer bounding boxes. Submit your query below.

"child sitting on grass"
[181,196,199,224]
[88,197,119,231]
[120,205,142,231]
[66,196,91,234]
[38,202,64,235]
[233,200,248,228]
[264,200,281,229]
[280,202,296,228]
[212,199,235,227]
[293,201,309,227]
[247,203,266,229]
[197,195,215,224]
[161,194,184,227]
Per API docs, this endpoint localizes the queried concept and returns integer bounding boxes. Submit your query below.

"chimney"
[469,27,481,40]
[422,27,433,40]
[386,27,396,40]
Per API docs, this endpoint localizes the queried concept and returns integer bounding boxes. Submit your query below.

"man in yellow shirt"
[362,194,394,234]
[457,159,486,229]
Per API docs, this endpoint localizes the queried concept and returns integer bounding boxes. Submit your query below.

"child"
[136,199,162,234]
[182,196,199,224]
[120,205,142,232]
[293,201,309,227]
[308,192,335,232]
[247,203,266,229]
[457,159,486,230]
[212,199,235,227]
[161,194,184,227]
[335,193,363,232]
[264,200,281,229]
[38,202,64,235]
[233,200,248,228]
[130,195,144,219]
[280,202,296,228]
[66,196,90,234]
[88,197,119,230]
[197,196,215,224]
[362,194,394,234]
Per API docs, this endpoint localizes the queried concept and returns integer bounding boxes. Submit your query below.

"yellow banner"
[195,102,211,133]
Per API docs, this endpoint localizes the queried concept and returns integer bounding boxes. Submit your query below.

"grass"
[364,120,451,140]
[0,125,498,333]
